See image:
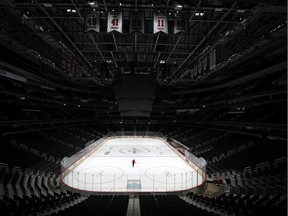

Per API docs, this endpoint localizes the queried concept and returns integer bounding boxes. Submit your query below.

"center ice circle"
[119,147,150,154]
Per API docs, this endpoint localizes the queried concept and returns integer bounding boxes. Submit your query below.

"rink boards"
[61,137,204,192]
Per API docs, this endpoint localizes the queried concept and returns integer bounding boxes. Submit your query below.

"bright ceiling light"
[237,9,246,13]
[175,4,183,10]
[88,1,98,7]
[43,3,52,7]
[214,8,223,12]
[195,12,204,16]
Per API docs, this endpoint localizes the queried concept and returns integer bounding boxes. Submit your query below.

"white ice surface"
[62,137,203,192]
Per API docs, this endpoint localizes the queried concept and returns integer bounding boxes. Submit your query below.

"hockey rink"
[62,137,204,192]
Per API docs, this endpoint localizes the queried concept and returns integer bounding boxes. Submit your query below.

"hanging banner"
[209,49,216,70]
[198,59,202,73]
[85,12,100,32]
[203,55,208,71]
[107,11,123,33]
[195,62,198,75]
[153,13,168,34]
[130,12,144,33]
[190,64,196,79]
[174,13,187,34]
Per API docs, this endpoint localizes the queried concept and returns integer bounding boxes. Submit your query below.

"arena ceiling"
[0,0,286,126]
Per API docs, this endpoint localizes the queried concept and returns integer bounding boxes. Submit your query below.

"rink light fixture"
[88,1,98,7]
[43,3,52,7]
[214,8,223,12]
[175,4,183,10]
[237,9,246,13]
[67,9,77,13]
[195,12,204,16]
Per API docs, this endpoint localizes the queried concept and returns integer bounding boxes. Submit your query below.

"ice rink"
[62,137,204,192]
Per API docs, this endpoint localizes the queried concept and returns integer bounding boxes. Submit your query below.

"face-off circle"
[145,166,193,184]
[75,166,124,184]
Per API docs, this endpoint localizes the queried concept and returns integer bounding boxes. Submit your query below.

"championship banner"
[209,49,216,70]
[153,13,168,34]
[174,13,187,34]
[130,12,144,33]
[85,12,100,32]
[107,11,123,33]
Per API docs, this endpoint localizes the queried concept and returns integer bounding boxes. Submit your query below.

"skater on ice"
[132,159,136,167]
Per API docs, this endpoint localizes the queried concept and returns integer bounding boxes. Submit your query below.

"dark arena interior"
[0,0,287,215]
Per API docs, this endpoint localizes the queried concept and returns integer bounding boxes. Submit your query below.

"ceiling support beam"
[103,0,108,14]
[153,53,161,68]
[165,0,170,12]
[134,32,137,52]
[170,2,238,83]
[156,33,183,78]
[166,33,183,63]
[110,33,119,74]
[36,1,92,69]
[153,34,160,52]
[110,51,117,72]
[149,34,161,72]
[112,33,118,52]
[189,0,202,23]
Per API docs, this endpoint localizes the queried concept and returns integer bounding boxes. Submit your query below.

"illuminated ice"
[62,137,204,192]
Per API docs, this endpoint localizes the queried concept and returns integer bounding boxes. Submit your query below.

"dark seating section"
[53,195,129,216]
[44,129,87,148]
[66,127,96,141]
[0,138,44,169]
[0,191,80,216]
[195,133,259,163]
[6,132,74,158]
[140,195,219,216]
[237,101,287,124]
[217,138,287,171]
[187,192,287,216]
[0,164,60,198]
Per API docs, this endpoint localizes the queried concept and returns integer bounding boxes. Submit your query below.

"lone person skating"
[132,159,136,167]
